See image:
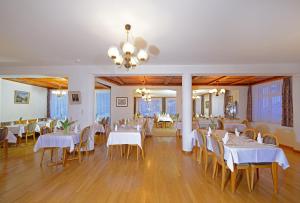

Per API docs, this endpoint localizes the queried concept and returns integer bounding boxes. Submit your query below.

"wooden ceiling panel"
[99,76,285,86]
[3,78,108,89]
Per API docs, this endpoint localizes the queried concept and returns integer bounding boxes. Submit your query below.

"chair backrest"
[195,129,204,147]
[28,119,37,124]
[40,126,52,135]
[1,122,12,127]
[211,134,221,157]
[50,120,57,130]
[27,122,37,133]
[0,127,8,141]
[263,133,279,146]
[241,119,250,128]
[243,128,257,140]
[217,119,224,130]
[80,126,91,145]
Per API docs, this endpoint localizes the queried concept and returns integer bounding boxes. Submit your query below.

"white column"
[68,72,95,128]
[182,73,193,152]
[293,75,300,150]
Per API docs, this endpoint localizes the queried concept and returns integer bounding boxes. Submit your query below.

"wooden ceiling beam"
[113,77,125,85]
[251,76,286,85]
[230,76,256,85]
[98,77,122,85]
[207,76,227,85]
[164,77,173,85]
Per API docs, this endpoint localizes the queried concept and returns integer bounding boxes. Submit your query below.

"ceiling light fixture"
[136,88,151,102]
[108,24,149,70]
[208,81,226,96]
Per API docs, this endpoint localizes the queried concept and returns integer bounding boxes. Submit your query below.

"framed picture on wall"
[14,90,30,104]
[69,91,81,105]
[116,97,128,107]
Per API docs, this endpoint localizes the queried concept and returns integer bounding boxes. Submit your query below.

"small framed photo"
[69,91,81,105]
[116,97,128,107]
[14,90,30,104]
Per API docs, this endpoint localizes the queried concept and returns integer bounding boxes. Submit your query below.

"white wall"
[0,79,47,121]
[212,94,224,116]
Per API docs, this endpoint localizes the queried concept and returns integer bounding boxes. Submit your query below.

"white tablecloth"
[107,128,142,149]
[204,133,289,172]
[33,132,80,152]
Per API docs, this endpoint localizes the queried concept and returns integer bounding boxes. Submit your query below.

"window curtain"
[224,90,230,116]
[252,80,283,124]
[166,98,176,115]
[162,97,166,113]
[209,93,212,116]
[282,77,293,127]
[95,90,110,118]
[50,91,68,119]
[136,98,162,117]
[246,86,253,122]
[47,89,51,118]
[201,95,204,115]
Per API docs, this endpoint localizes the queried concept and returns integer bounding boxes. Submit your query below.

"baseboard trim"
[279,144,300,154]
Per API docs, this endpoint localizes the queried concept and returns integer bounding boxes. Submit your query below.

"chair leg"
[245,168,251,192]
[204,151,208,175]
[231,166,237,193]
[198,148,202,164]
[212,156,217,179]
[78,150,82,163]
[136,146,139,160]
[26,134,28,144]
[50,149,54,161]
[256,168,259,180]
[141,148,145,160]
[33,133,36,143]
[221,165,226,191]
[40,149,45,167]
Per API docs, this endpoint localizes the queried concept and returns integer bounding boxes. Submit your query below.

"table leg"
[231,165,237,193]
[272,162,278,193]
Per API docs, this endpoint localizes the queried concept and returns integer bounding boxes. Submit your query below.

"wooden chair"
[196,129,214,175]
[241,119,250,128]
[39,126,54,167]
[0,127,8,159]
[211,135,251,192]
[217,119,224,130]
[64,126,91,164]
[49,120,57,132]
[25,122,37,144]
[250,133,279,193]
[243,128,257,140]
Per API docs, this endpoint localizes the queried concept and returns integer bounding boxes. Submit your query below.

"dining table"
[34,131,80,166]
[193,129,289,192]
[107,126,143,159]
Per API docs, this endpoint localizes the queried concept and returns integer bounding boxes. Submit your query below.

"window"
[136,98,162,117]
[50,90,68,119]
[166,98,176,115]
[252,80,283,124]
[95,90,110,119]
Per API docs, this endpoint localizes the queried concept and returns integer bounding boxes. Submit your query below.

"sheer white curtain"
[166,98,176,115]
[136,98,162,116]
[50,91,68,119]
[95,90,110,118]
[211,94,224,117]
[252,80,283,124]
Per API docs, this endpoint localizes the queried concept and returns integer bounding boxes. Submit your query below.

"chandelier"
[136,88,151,102]
[209,88,226,96]
[52,89,67,97]
[107,24,149,70]
[192,95,200,100]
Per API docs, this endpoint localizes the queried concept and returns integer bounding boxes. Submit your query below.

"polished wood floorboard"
[0,136,300,203]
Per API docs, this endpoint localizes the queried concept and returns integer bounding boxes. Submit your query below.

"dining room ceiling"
[0,0,300,67]
[99,76,284,86]
[3,77,109,89]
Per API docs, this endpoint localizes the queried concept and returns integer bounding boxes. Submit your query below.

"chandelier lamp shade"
[136,88,151,102]
[108,24,149,70]
[209,88,226,96]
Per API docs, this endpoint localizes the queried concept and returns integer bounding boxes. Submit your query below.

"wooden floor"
[0,136,300,203]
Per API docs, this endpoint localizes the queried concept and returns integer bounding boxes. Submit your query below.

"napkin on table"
[222,132,229,144]
[207,126,212,137]
[235,128,240,137]
[257,132,263,144]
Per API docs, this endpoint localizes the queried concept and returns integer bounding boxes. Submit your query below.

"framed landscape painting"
[116,97,128,107]
[14,90,30,104]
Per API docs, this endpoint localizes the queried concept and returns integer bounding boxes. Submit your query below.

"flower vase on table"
[63,127,70,135]
[59,119,76,135]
